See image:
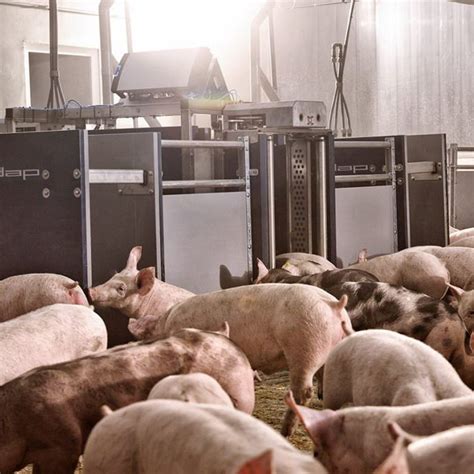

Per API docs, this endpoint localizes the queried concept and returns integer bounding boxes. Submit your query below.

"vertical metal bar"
[267,135,276,268]
[388,137,398,252]
[99,0,115,105]
[269,6,278,91]
[153,132,165,281]
[80,130,93,287]
[315,138,327,258]
[306,139,313,253]
[450,144,458,228]
[180,106,194,180]
[243,136,253,280]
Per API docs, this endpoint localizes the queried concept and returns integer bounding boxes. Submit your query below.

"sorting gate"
[0,130,252,345]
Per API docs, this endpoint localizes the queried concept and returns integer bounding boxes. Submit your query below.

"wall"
[271,0,474,146]
[0,0,125,119]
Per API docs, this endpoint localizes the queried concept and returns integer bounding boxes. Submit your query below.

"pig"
[88,246,194,319]
[320,280,474,388]
[0,304,107,385]
[449,236,474,248]
[0,327,255,473]
[322,329,471,409]
[147,373,234,407]
[348,249,449,299]
[219,253,336,289]
[275,252,336,276]
[404,246,474,330]
[83,399,327,474]
[126,283,350,436]
[285,391,474,474]
[375,422,474,474]
[0,273,89,322]
[449,226,474,244]
[255,260,378,285]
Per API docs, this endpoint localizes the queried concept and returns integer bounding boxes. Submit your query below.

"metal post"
[243,136,253,280]
[316,138,328,258]
[99,0,115,105]
[449,144,458,228]
[388,138,398,251]
[180,105,194,180]
[267,135,276,268]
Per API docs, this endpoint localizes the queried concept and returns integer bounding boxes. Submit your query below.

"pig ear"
[126,246,143,270]
[284,391,339,444]
[447,283,464,301]
[255,258,269,284]
[128,314,156,340]
[136,267,156,296]
[100,405,114,418]
[373,433,410,474]
[237,449,274,474]
[213,321,230,338]
[426,277,449,300]
[358,248,368,263]
[282,261,299,275]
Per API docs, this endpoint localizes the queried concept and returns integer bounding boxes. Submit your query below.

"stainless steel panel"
[163,191,250,293]
[336,185,396,266]
[289,139,311,252]
[223,101,327,129]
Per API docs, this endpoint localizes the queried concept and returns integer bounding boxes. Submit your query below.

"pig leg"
[315,366,324,399]
[32,454,79,474]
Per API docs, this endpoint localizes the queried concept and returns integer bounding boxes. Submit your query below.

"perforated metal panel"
[289,140,311,251]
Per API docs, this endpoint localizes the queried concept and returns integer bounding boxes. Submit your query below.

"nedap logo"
[0,167,41,180]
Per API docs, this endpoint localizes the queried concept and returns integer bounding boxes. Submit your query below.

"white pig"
[0,304,107,385]
[0,273,89,322]
[286,391,474,474]
[375,422,474,474]
[450,226,474,244]
[147,373,234,407]
[348,249,449,299]
[323,330,471,409]
[83,400,327,474]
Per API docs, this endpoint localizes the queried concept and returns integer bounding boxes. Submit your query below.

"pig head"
[88,246,194,319]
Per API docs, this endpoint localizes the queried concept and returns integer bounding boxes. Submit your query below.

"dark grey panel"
[406,134,448,246]
[88,132,160,347]
[0,130,88,283]
[454,171,474,229]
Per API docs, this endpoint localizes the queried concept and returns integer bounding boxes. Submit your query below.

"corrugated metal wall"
[271,0,474,145]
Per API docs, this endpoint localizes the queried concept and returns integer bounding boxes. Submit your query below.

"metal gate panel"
[163,191,249,293]
[289,139,311,252]
[336,186,396,266]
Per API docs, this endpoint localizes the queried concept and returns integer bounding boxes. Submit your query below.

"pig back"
[163,284,347,370]
[83,400,326,474]
[0,304,107,385]
[0,273,88,322]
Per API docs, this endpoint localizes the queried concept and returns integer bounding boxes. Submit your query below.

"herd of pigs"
[2,226,474,473]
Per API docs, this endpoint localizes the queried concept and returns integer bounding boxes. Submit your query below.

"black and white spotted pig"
[255,265,379,285]
[323,281,474,388]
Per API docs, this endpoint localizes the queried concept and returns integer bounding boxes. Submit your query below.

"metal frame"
[160,138,253,280]
[448,144,474,227]
[251,2,279,102]
[334,138,398,252]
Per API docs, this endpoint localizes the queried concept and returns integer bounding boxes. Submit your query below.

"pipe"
[161,140,244,149]
[46,0,65,108]
[99,0,115,105]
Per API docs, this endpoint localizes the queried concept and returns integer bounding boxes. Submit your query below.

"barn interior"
[1,1,474,473]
